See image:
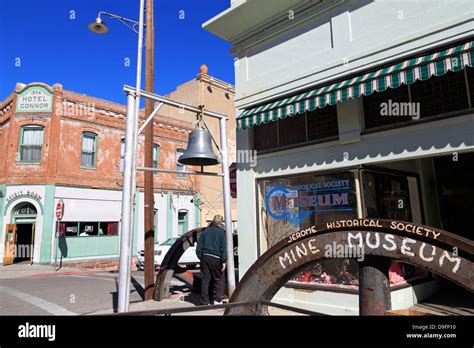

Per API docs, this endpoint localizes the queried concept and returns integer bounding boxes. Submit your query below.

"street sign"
[55,200,64,220]
[230,163,237,198]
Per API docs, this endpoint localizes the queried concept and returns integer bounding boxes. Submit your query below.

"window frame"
[153,144,160,169]
[178,210,188,236]
[80,132,98,169]
[119,138,125,172]
[17,125,44,164]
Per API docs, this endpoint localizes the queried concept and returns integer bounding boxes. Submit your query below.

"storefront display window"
[258,167,428,289]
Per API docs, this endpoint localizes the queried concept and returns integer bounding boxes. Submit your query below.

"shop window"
[63,221,118,237]
[178,210,188,236]
[176,149,185,178]
[257,168,426,289]
[65,222,79,237]
[434,153,474,239]
[306,105,338,141]
[153,144,160,169]
[81,132,97,168]
[410,69,469,118]
[18,125,44,163]
[79,222,99,236]
[119,139,125,172]
[254,120,277,151]
[363,85,411,129]
[361,170,413,221]
[102,222,119,236]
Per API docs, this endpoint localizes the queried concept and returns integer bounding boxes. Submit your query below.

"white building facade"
[204,0,473,314]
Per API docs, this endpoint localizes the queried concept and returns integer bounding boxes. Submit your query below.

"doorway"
[14,223,35,263]
[4,202,38,265]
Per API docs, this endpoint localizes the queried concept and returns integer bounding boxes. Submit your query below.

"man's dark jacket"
[196,226,227,262]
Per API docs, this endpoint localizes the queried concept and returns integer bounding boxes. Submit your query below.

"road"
[0,271,192,315]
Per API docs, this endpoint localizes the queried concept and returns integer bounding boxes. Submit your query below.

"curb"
[24,269,118,278]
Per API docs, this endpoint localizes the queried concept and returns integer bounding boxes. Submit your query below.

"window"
[178,210,188,236]
[254,120,277,151]
[176,149,185,178]
[278,115,306,148]
[14,203,37,216]
[364,69,471,130]
[81,132,97,168]
[120,139,125,172]
[306,105,339,141]
[253,106,338,152]
[467,67,474,104]
[153,144,160,169]
[363,85,411,129]
[19,126,44,163]
[410,69,469,118]
[64,221,119,237]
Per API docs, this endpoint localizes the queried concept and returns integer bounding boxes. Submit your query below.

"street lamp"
[88,1,146,313]
[88,11,142,35]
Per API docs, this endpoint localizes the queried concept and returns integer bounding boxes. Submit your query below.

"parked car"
[137,237,199,270]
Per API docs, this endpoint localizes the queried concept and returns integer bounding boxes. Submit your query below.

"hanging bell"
[178,129,220,166]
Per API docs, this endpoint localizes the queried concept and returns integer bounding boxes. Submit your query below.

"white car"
[137,237,199,269]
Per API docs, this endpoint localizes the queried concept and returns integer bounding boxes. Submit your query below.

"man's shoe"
[213,300,223,305]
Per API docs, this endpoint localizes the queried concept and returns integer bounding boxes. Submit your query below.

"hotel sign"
[16,86,53,113]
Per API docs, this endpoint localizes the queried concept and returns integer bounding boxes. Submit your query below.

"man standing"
[197,215,227,305]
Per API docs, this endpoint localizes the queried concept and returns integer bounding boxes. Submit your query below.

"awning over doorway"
[237,40,473,130]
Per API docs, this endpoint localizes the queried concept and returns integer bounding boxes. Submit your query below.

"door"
[3,224,17,265]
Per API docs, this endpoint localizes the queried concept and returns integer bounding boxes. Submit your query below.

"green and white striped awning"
[237,40,474,130]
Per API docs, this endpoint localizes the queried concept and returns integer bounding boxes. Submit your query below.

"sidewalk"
[0,263,102,279]
[88,293,226,316]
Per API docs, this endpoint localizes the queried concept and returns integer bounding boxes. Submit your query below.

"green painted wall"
[194,193,201,229]
[57,236,119,258]
[39,185,55,264]
[166,193,173,239]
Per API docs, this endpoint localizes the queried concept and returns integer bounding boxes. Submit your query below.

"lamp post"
[88,1,146,312]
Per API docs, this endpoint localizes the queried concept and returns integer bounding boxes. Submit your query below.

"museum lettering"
[272,192,349,210]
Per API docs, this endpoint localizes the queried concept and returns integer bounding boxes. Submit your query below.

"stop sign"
[56,200,64,220]
[229,164,237,198]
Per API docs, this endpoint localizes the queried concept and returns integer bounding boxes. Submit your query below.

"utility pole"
[144,0,155,300]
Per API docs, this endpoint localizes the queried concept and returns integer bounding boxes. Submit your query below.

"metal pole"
[123,85,228,120]
[119,0,145,312]
[358,256,391,315]
[138,102,163,135]
[219,117,236,296]
[54,221,59,270]
[118,92,137,313]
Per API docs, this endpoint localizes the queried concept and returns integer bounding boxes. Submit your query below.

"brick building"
[0,81,204,268]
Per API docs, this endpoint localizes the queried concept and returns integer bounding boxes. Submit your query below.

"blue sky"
[0,0,233,104]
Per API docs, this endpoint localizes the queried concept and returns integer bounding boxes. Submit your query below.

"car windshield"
[160,238,176,246]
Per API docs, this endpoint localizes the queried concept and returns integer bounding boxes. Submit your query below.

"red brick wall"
[0,83,200,194]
